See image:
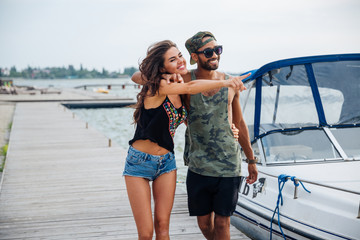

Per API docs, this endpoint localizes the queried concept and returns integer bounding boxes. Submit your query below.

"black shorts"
[186,169,241,217]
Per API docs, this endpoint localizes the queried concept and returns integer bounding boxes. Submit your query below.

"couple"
[123,31,258,240]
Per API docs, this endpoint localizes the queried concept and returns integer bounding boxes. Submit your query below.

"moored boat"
[94,88,109,94]
[231,54,360,240]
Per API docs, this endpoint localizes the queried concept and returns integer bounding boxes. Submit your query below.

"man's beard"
[198,56,220,70]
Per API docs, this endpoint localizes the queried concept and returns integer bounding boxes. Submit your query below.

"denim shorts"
[123,146,177,181]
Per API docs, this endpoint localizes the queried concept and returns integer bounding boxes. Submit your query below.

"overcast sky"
[1,0,359,73]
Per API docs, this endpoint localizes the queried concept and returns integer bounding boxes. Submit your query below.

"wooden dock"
[0,102,250,239]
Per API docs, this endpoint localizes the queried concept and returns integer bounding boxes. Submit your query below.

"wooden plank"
[0,102,250,239]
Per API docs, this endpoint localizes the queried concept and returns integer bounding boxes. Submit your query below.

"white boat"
[231,54,360,240]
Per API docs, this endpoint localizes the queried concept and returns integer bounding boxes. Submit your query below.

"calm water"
[14,78,140,99]
[15,78,334,185]
[14,78,133,88]
[13,78,188,184]
[71,107,188,184]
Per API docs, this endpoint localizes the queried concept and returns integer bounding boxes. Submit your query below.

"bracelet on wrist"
[245,156,258,164]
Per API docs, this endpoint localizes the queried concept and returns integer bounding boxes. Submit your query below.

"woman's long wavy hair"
[133,40,177,124]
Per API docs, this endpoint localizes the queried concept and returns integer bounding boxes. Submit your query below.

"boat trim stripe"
[232,210,297,240]
[236,198,353,240]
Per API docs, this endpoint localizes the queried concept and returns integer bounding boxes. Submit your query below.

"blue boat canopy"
[239,53,360,143]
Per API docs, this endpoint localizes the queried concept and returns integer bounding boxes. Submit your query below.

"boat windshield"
[260,129,341,163]
[240,58,360,164]
[330,128,360,159]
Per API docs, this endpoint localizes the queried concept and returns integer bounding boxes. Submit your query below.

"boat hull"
[231,163,360,240]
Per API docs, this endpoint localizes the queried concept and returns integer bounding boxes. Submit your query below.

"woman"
[123,40,247,240]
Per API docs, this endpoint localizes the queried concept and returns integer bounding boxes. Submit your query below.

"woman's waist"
[131,139,171,156]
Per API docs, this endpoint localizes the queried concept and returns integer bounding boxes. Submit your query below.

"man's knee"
[197,214,214,232]
[198,221,212,232]
[214,215,230,230]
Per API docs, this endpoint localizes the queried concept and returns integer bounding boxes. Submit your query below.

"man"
[181,31,258,240]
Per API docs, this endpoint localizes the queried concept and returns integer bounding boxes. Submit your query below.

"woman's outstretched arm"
[158,73,249,95]
[132,71,184,85]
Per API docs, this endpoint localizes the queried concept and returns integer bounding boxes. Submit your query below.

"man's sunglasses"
[195,45,223,58]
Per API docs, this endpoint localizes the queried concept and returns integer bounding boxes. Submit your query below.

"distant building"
[1,68,10,76]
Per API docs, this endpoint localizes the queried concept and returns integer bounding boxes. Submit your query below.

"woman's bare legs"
[152,170,177,240]
[125,176,153,240]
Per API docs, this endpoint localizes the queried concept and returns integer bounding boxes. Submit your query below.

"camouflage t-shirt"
[183,70,241,177]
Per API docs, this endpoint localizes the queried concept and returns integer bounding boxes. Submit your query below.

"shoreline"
[0,101,15,180]
[0,102,14,147]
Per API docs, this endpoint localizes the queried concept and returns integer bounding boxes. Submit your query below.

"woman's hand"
[231,124,239,140]
[226,73,250,92]
[162,73,184,84]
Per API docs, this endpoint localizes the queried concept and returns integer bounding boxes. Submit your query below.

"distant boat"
[231,54,360,240]
[94,88,109,94]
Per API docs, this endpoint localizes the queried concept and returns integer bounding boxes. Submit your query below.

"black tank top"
[129,96,187,153]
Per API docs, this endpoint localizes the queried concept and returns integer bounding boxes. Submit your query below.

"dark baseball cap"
[185,31,217,65]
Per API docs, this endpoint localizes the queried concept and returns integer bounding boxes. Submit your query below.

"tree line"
[0,65,138,79]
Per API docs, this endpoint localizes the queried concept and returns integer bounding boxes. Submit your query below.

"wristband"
[245,156,258,164]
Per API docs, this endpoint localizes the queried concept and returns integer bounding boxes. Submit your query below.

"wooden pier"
[0,102,250,239]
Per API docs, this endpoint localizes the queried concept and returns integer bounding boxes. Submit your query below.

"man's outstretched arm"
[131,71,145,85]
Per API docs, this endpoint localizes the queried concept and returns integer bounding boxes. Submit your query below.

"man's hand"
[162,73,184,84]
[227,73,250,92]
[246,163,258,184]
